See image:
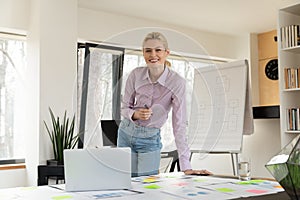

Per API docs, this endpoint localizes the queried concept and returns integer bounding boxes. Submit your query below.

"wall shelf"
[285,130,300,134]
[283,88,300,92]
[252,105,280,119]
[282,46,300,54]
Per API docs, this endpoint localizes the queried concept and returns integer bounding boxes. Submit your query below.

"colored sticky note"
[197,191,209,195]
[216,188,235,193]
[193,179,207,182]
[237,180,265,185]
[143,178,159,183]
[21,186,38,190]
[173,182,188,186]
[144,184,162,189]
[93,192,122,198]
[237,182,253,185]
[250,180,265,183]
[246,189,268,194]
[52,195,73,200]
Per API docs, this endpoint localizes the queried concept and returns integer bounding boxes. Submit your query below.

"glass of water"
[238,156,251,181]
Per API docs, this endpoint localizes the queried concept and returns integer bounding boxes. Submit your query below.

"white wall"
[0,0,77,188]
[27,0,77,186]
[0,0,29,34]
[78,8,240,59]
[0,0,281,188]
[0,169,27,188]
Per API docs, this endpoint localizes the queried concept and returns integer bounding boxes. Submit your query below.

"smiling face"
[143,39,170,68]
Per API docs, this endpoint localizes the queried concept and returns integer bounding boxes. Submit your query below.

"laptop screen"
[64,147,131,191]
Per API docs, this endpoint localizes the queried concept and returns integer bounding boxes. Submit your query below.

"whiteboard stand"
[188,60,253,177]
[230,152,239,176]
[190,150,239,176]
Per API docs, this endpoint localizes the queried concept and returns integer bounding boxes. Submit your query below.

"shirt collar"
[141,67,148,81]
[144,66,169,86]
[157,67,168,86]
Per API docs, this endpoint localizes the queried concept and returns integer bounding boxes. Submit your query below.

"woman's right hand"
[132,108,152,120]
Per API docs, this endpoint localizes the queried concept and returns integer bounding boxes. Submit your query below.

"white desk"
[0,172,288,200]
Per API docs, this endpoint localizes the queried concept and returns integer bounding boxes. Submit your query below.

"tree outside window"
[0,35,26,163]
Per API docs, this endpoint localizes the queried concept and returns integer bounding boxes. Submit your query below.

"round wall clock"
[265,59,278,80]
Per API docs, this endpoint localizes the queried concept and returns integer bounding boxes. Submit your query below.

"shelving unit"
[278,3,300,147]
[285,130,300,134]
[283,88,300,92]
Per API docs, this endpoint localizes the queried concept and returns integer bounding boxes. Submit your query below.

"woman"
[117,32,211,177]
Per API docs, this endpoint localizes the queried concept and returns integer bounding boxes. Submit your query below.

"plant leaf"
[44,108,80,163]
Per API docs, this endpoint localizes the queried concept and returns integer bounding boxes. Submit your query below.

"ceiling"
[78,0,300,36]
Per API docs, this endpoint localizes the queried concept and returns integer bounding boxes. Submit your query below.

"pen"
[124,189,144,194]
[144,104,153,116]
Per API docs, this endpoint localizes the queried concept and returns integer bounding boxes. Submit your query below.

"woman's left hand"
[183,169,213,176]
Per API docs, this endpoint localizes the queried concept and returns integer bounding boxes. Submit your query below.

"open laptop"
[63,147,131,192]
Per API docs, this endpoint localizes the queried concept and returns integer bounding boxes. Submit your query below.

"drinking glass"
[238,156,251,181]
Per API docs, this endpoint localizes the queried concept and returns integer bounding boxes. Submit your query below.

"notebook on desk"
[63,147,131,192]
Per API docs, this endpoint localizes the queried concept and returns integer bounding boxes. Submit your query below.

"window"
[0,33,26,164]
[77,43,124,148]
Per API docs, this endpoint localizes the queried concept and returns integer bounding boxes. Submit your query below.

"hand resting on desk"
[184,169,213,176]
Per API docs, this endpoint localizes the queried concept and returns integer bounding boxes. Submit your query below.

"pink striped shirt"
[121,66,192,171]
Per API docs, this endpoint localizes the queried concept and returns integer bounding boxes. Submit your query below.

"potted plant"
[44,107,80,165]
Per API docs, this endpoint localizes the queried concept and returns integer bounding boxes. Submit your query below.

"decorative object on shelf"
[284,67,300,89]
[286,108,300,131]
[44,108,80,165]
[265,134,300,200]
[280,24,300,49]
[265,59,278,80]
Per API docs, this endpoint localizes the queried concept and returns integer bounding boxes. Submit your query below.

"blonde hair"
[165,60,171,67]
[142,32,169,49]
[142,32,171,67]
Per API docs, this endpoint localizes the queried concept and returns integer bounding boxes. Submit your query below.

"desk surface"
[235,192,290,200]
[0,172,290,200]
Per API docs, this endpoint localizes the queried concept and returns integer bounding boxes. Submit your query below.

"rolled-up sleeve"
[121,71,136,121]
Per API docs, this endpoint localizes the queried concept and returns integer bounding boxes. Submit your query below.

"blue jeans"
[117,118,162,177]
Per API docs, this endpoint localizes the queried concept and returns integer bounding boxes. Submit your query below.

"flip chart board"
[188,60,253,153]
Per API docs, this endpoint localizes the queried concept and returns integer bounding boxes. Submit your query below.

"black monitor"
[101,120,121,146]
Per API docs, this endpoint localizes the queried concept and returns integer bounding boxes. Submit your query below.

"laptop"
[63,147,131,192]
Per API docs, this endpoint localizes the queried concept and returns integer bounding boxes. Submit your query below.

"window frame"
[77,42,125,148]
[0,32,26,165]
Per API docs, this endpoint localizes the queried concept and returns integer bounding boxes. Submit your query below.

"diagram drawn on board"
[188,60,251,153]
